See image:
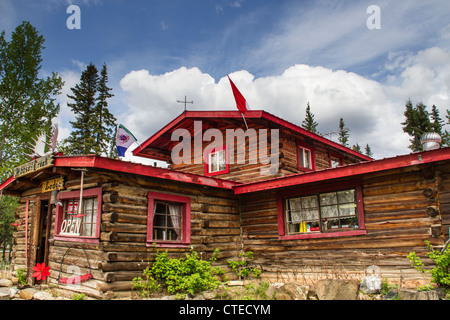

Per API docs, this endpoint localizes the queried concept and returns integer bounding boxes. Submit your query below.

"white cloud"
[119,64,413,160]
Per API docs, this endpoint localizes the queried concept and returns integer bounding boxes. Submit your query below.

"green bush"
[132,248,225,298]
[227,251,262,279]
[16,269,27,286]
[407,240,450,288]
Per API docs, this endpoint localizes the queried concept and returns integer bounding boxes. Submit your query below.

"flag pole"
[241,113,248,130]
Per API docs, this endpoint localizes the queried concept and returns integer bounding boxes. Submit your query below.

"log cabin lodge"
[2,109,450,298]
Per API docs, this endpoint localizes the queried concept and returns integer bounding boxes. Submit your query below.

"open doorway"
[33,199,52,284]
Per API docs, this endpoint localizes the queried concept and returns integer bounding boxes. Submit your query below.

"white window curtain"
[168,204,182,240]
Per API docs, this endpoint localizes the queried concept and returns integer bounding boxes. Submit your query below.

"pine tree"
[92,63,117,157]
[62,63,117,156]
[338,118,349,147]
[302,102,319,134]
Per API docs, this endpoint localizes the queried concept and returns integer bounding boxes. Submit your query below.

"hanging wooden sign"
[14,154,54,178]
[42,177,64,193]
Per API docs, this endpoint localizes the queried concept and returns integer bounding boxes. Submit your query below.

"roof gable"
[132,110,372,162]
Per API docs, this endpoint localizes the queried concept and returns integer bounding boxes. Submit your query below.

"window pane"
[153,201,183,241]
[218,150,226,171]
[330,157,340,168]
[299,147,312,169]
[304,149,311,168]
[337,190,355,204]
[301,196,318,209]
[322,205,339,218]
[210,152,218,172]
[320,192,337,206]
[285,188,359,235]
[338,203,356,217]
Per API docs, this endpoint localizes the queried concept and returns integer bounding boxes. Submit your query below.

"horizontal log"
[102,212,147,224]
[102,203,147,215]
[103,192,119,203]
[97,281,133,292]
[101,222,147,234]
[99,261,149,272]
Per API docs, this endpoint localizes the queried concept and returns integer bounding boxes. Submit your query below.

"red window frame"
[54,187,102,244]
[147,192,191,248]
[204,145,229,176]
[329,150,344,168]
[276,181,366,240]
[296,141,316,171]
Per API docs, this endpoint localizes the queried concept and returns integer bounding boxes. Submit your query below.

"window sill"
[297,166,314,172]
[146,242,191,249]
[204,169,229,177]
[53,235,99,244]
[279,229,366,240]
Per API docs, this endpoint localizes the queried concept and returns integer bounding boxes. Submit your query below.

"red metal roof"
[132,110,372,162]
[2,148,450,197]
[0,155,241,195]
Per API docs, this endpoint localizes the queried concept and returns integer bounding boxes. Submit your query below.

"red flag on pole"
[228,75,250,113]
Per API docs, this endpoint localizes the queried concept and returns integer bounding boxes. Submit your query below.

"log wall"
[11,169,240,298]
[169,124,364,183]
[239,163,448,287]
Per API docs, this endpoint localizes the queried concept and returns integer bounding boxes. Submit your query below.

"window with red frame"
[147,192,191,247]
[204,146,229,176]
[297,141,315,171]
[329,151,343,168]
[278,183,366,240]
[54,187,102,242]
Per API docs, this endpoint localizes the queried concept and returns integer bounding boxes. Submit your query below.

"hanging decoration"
[32,262,51,281]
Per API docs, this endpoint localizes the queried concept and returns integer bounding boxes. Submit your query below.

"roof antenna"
[177,96,193,111]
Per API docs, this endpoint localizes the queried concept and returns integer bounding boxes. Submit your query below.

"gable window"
[54,187,102,243]
[147,192,191,247]
[297,141,315,171]
[204,146,229,176]
[277,183,366,240]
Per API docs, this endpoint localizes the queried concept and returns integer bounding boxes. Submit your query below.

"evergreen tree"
[338,117,349,147]
[63,63,99,155]
[62,63,117,156]
[92,63,116,157]
[302,102,319,134]
[352,144,362,153]
[365,144,373,158]
[401,100,433,151]
[430,105,449,147]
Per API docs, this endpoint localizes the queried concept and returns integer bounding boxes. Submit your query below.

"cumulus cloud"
[119,66,399,160]
[119,46,450,161]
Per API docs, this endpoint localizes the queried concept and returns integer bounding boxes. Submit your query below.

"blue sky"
[2,0,450,160]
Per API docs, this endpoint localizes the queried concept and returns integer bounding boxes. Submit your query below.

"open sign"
[60,218,81,236]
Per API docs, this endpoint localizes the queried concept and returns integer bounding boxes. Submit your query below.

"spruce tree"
[338,117,349,147]
[401,100,432,151]
[92,63,116,157]
[302,102,319,134]
[352,144,362,153]
[365,144,373,158]
[62,63,117,156]
[64,63,99,155]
